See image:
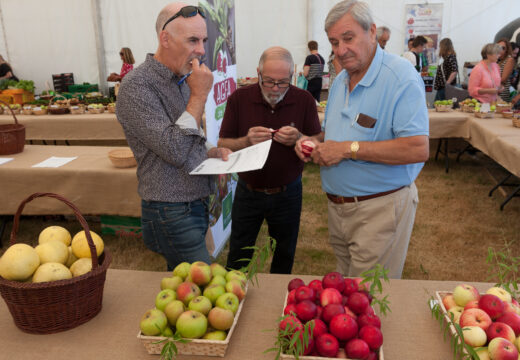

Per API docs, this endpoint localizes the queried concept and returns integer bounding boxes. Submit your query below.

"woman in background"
[327,50,341,87]
[108,47,135,82]
[0,55,18,81]
[496,38,515,102]
[468,43,502,104]
[434,38,458,101]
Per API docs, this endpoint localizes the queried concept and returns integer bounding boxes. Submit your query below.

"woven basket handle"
[0,99,19,125]
[9,193,100,269]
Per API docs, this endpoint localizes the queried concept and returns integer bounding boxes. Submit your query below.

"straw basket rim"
[108,147,137,168]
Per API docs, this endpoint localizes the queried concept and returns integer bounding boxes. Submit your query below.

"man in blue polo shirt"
[296,0,429,279]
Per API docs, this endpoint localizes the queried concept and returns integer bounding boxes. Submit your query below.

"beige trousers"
[327,183,419,279]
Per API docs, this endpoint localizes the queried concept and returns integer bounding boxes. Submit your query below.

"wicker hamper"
[0,99,25,155]
[0,193,112,334]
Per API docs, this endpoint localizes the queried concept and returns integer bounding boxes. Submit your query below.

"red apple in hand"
[479,294,505,320]
[320,288,343,307]
[322,303,345,324]
[347,292,370,314]
[316,333,339,357]
[288,278,306,292]
[301,140,316,157]
[345,338,370,360]
[359,325,383,350]
[295,286,316,303]
[496,312,520,336]
[459,308,492,331]
[296,300,318,322]
[329,314,358,341]
[486,322,516,343]
[323,272,346,293]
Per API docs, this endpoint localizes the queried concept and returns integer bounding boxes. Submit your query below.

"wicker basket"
[48,95,70,115]
[32,107,48,115]
[0,99,25,155]
[435,104,453,112]
[502,111,514,119]
[496,103,512,113]
[88,106,105,114]
[107,104,116,113]
[22,107,33,115]
[70,105,85,115]
[108,148,137,168]
[138,285,248,357]
[474,111,494,118]
[0,192,112,334]
[513,118,520,128]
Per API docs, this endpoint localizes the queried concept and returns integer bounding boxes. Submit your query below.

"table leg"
[435,139,442,161]
[0,216,9,248]
[444,139,449,173]
[489,174,512,197]
[500,184,520,211]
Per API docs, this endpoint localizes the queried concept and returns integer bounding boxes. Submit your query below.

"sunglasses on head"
[162,5,205,31]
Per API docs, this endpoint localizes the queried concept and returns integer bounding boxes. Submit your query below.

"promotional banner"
[199,0,237,258]
[405,4,443,66]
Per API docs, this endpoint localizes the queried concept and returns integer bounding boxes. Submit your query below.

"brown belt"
[326,186,404,204]
[246,183,287,195]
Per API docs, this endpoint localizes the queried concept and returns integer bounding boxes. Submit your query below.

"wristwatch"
[350,141,359,160]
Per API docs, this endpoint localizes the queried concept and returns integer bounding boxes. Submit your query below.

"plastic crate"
[68,83,98,93]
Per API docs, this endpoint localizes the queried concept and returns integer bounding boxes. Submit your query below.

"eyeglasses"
[119,52,124,56]
[259,74,291,89]
[162,6,206,31]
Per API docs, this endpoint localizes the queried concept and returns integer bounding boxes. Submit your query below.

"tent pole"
[0,2,10,63]
[91,0,108,96]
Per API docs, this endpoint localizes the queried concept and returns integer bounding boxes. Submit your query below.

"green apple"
[208,306,234,331]
[225,270,247,285]
[161,276,183,291]
[140,308,168,336]
[209,274,227,287]
[188,296,212,316]
[210,263,228,278]
[164,300,185,327]
[486,287,512,303]
[490,105,496,111]
[203,284,226,305]
[176,310,208,339]
[176,281,201,306]
[161,326,174,337]
[155,289,176,311]
[203,330,227,341]
[173,262,191,280]
[475,347,490,360]
[225,279,246,301]
[189,261,212,287]
[216,293,239,315]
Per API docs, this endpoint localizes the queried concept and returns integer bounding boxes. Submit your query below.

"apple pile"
[281,272,382,359]
[139,261,247,341]
[442,284,520,360]
[0,226,104,283]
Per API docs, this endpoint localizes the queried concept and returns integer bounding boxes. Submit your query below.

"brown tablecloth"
[0,269,494,360]
[428,109,471,139]
[0,113,125,141]
[0,145,140,216]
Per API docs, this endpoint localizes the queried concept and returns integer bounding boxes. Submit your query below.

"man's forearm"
[186,95,207,127]
[347,135,429,165]
[217,137,250,151]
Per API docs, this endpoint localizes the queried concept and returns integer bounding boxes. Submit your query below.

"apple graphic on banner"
[316,333,339,357]
[189,261,212,286]
[343,278,359,296]
[496,313,520,336]
[188,296,212,316]
[161,276,183,291]
[448,306,464,324]
[345,338,370,360]
[453,284,480,307]
[357,313,381,329]
[175,310,208,339]
[487,322,516,343]
[203,284,226,305]
[210,262,227,278]
[321,303,345,324]
[329,313,358,341]
[164,300,185,326]
[203,330,227,341]
[480,294,506,320]
[225,279,246,301]
[462,326,487,347]
[295,286,316,303]
[140,308,168,336]
[308,318,328,339]
[172,262,191,280]
[322,272,346,293]
[209,274,227,287]
[347,292,370,314]
[487,287,513,304]
[320,288,343,307]
[216,293,239,314]
[176,281,201,306]
[155,289,176,312]
[208,306,234,330]
[488,337,519,360]
[359,325,383,350]
[288,278,306,292]
[296,300,318,322]
[442,294,457,310]
[459,308,493,331]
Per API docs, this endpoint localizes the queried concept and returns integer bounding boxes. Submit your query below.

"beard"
[260,86,289,106]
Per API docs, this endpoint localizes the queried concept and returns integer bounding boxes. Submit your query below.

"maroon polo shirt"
[219,84,321,188]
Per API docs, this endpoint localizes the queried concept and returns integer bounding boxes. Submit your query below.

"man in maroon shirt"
[218,46,322,274]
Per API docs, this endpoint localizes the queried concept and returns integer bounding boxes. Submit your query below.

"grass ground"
[1,140,519,281]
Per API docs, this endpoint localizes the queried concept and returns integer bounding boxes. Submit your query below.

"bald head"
[258,47,294,76]
[156,2,189,36]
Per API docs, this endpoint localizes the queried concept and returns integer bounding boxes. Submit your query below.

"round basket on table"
[513,118,520,128]
[0,193,112,334]
[48,95,70,115]
[108,147,137,168]
[0,99,25,155]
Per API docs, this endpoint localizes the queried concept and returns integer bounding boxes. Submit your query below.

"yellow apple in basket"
[0,244,40,281]
[38,226,71,246]
[32,263,72,283]
[35,240,69,265]
[71,230,104,258]
[65,247,78,268]
[69,258,93,277]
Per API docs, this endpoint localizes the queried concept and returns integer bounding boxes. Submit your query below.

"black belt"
[326,187,404,204]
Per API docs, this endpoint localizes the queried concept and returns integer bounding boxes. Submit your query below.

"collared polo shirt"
[321,45,429,197]
[219,84,321,188]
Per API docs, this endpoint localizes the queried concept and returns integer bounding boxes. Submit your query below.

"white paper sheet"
[32,156,78,168]
[190,139,272,175]
[0,158,13,165]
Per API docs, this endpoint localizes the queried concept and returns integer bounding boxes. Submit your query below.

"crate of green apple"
[279,272,384,360]
[437,284,520,360]
[137,261,248,357]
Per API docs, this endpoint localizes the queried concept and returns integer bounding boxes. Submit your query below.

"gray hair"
[376,26,390,39]
[258,47,294,76]
[481,43,502,59]
[325,0,374,33]
[156,7,171,35]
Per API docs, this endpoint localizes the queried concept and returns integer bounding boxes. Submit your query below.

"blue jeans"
[141,198,211,271]
[226,177,302,274]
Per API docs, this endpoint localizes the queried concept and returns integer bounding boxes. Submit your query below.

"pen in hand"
[177,71,193,85]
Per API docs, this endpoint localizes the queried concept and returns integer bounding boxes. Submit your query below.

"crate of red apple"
[278,272,384,360]
[437,284,520,360]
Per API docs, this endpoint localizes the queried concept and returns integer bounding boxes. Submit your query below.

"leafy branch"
[264,314,314,360]
[154,331,191,360]
[360,264,391,316]
[486,243,520,299]
[428,297,480,360]
[238,238,276,286]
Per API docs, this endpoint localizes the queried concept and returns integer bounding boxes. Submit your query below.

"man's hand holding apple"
[273,126,300,146]
[246,126,273,145]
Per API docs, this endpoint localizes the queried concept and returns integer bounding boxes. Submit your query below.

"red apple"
[343,278,359,296]
[316,305,323,320]
[295,286,316,303]
[341,295,349,306]
[363,305,375,316]
[479,294,505,320]
[442,294,457,310]
[459,308,492,331]
[322,303,345,324]
[296,300,318,322]
[354,277,370,292]
[359,325,383,350]
[464,300,479,311]
[287,289,297,304]
[347,292,370,314]
[486,322,516,343]
[344,305,358,320]
[308,318,328,339]
[453,284,481,307]
[284,303,297,316]
[320,288,343,307]
[323,272,346,293]
[358,313,381,329]
[308,279,324,294]
[488,337,519,360]
[291,330,314,355]
[316,333,339,357]
[329,314,358,341]
[512,298,519,307]
[288,278,306,292]
[496,312,520,336]
[301,140,316,157]
[366,351,378,360]
[345,338,370,360]
[279,315,302,333]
